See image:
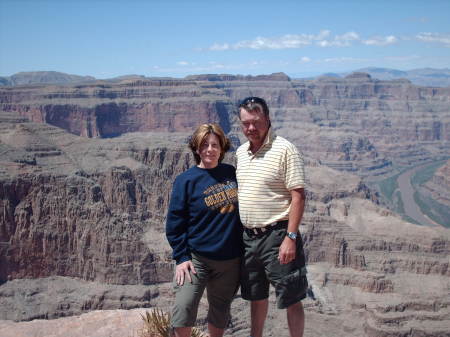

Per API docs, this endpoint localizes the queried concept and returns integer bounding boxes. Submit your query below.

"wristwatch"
[287,231,297,240]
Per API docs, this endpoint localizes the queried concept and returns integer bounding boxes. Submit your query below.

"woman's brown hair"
[189,123,231,164]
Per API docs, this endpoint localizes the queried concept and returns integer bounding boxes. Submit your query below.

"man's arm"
[278,188,305,264]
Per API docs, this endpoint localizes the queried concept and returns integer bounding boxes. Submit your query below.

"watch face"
[287,232,297,239]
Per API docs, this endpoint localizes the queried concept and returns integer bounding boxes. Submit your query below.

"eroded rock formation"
[1,74,449,336]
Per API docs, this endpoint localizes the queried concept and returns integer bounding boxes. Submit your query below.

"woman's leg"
[205,256,241,336]
[171,255,209,332]
[173,327,192,337]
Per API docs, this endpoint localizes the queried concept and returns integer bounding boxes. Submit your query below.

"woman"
[166,123,243,337]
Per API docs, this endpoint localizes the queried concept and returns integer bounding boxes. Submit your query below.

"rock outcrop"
[0,277,173,321]
[423,159,450,207]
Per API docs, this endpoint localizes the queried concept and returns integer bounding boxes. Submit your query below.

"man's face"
[239,107,270,146]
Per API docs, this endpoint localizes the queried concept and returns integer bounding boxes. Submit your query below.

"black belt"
[244,220,288,237]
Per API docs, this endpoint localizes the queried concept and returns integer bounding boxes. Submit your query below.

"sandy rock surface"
[0,308,148,337]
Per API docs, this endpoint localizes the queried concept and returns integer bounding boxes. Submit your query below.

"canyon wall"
[1,72,449,176]
[1,74,449,335]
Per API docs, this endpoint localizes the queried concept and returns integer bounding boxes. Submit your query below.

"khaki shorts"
[171,253,240,329]
[240,226,308,309]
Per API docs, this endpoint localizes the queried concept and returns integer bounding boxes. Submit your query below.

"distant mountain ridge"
[339,67,450,87]
[1,67,450,87]
[0,71,96,86]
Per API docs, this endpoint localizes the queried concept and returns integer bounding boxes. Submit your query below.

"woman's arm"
[165,176,196,284]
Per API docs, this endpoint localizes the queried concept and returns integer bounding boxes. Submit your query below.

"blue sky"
[1,0,449,79]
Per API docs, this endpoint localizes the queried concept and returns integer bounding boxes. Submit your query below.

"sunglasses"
[239,97,267,107]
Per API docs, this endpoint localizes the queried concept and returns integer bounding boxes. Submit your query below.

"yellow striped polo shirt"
[236,128,305,228]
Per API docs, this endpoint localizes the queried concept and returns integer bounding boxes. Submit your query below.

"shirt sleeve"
[284,145,306,190]
[165,175,191,264]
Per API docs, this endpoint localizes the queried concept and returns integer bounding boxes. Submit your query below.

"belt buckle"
[252,227,263,235]
[247,222,278,236]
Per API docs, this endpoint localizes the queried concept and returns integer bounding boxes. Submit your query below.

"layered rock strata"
[1,114,449,335]
[1,72,450,336]
[1,73,449,177]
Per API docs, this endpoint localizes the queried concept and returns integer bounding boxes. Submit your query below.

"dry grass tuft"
[138,308,207,337]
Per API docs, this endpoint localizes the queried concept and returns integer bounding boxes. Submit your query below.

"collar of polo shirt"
[246,127,275,155]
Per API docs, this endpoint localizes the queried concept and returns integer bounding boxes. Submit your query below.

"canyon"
[0,73,449,336]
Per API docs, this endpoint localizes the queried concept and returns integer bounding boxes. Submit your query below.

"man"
[236,97,308,337]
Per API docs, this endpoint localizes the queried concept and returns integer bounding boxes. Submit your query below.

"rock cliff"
[0,121,191,285]
[0,74,449,336]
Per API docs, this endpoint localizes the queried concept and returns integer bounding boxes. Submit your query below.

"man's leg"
[250,299,269,337]
[208,323,225,337]
[241,231,271,337]
[286,301,305,337]
[264,228,308,337]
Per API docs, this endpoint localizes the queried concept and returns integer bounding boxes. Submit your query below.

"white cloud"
[323,57,369,63]
[232,33,319,50]
[336,31,360,45]
[416,32,450,47]
[300,57,311,62]
[209,43,230,51]
[151,62,238,74]
[362,35,398,46]
[317,40,331,47]
[208,30,400,50]
[337,31,360,41]
[177,61,189,66]
[209,30,331,51]
[150,59,279,76]
[317,31,361,47]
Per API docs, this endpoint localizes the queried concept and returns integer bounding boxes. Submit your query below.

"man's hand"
[278,187,305,264]
[278,236,296,264]
[175,260,196,285]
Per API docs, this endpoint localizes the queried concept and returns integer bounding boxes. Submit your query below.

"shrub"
[138,309,207,337]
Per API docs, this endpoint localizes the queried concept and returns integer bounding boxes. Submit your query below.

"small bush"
[138,309,207,337]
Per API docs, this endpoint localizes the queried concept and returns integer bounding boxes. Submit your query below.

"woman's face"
[197,133,221,169]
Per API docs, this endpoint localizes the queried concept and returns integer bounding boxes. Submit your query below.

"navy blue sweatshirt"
[166,163,243,264]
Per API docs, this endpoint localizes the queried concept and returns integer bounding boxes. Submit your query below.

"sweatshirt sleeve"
[165,175,191,264]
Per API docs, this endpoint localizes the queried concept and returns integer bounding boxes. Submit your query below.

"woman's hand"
[175,260,197,285]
